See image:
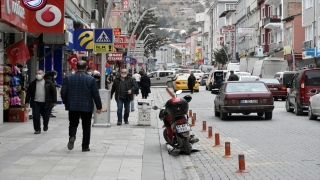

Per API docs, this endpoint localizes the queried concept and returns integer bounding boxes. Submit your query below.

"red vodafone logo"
[35,4,61,27]
[22,0,47,11]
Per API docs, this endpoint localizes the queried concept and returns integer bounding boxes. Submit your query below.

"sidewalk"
[0,89,167,180]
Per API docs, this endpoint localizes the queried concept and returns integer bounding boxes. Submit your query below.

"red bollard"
[193,113,197,121]
[223,142,233,158]
[236,154,249,173]
[190,116,196,126]
[207,126,213,138]
[189,110,192,117]
[201,121,207,132]
[213,133,222,147]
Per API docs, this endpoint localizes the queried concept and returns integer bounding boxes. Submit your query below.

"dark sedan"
[199,73,209,86]
[212,81,274,120]
[259,78,287,101]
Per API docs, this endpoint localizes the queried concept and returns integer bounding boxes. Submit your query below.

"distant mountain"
[140,0,206,35]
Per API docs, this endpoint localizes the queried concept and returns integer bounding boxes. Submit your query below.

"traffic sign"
[94,28,114,44]
[124,56,132,63]
[94,44,114,53]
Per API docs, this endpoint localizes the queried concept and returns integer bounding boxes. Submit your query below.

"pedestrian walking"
[61,60,102,152]
[128,73,139,112]
[44,70,61,118]
[133,71,141,87]
[228,70,239,81]
[25,70,57,134]
[188,72,196,94]
[140,72,151,99]
[111,69,136,125]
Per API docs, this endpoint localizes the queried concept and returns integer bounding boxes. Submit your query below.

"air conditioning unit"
[91,9,99,22]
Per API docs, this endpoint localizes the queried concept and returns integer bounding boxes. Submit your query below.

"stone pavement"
[0,88,168,180]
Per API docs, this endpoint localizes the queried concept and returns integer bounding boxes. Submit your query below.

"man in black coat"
[44,70,61,118]
[228,70,239,81]
[188,72,196,94]
[25,70,57,134]
[140,72,151,99]
[61,61,102,152]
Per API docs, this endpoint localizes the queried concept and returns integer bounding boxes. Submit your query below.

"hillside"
[140,0,208,33]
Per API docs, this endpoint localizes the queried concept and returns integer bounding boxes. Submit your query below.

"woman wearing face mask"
[44,70,62,118]
[86,67,93,76]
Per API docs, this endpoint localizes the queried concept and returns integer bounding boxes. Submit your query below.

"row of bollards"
[188,109,248,173]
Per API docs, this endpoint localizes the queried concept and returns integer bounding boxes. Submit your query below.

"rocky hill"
[140,0,208,33]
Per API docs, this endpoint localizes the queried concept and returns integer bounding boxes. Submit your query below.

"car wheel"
[294,101,303,116]
[265,112,272,120]
[220,109,228,120]
[257,112,264,117]
[281,97,286,101]
[214,106,220,117]
[308,107,317,120]
[274,97,278,101]
[285,98,294,112]
[166,81,173,87]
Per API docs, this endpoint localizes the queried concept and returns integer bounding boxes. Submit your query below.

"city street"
[0,86,319,180]
[156,86,320,180]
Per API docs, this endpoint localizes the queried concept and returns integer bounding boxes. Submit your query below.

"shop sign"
[107,53,123,60]
[122,0,129,12]
[114,35,135,49]
[0,0,65,33]
[74,29,93,51]
[22,0,48,11]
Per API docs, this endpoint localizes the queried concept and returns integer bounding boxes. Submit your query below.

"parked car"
[212,81,274,120]
[259,78,287,101]
[148,70,176,86]
[225,71,251,82]
[194,72,204,83]
[173,74,199,92]
[274,71,296,84]
[239,76,260,81]
[308,90,320,120]
[285,68,320,115]
[199,73,209,86]
[206,70,228,91]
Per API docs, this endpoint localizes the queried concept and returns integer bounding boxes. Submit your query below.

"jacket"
[188,75,196,88]
[228,74,239,81]
[44,71,61,88]
[61,72,102,112]
[140,75,151,94]
[25,79,57,108]
[111,76,135,101]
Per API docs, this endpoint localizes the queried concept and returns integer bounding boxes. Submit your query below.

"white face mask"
[54,75,57,78]
[36,74,43,80]
[71,71,75,74]
[121,74,127,78]
[87,72,92,75]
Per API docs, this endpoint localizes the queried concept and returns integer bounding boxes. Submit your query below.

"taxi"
[173,74,199,92]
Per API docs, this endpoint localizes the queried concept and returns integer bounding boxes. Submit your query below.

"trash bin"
[137,99,153,126]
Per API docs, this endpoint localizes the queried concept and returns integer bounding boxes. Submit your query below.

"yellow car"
[173,74,199,92]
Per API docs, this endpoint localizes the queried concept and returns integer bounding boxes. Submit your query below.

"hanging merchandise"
[2,54,27,122]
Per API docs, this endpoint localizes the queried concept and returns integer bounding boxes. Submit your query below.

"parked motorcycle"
[153,90,199,155]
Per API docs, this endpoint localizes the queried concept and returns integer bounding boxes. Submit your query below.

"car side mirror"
[211,89,219,94]
[152,106,159,110]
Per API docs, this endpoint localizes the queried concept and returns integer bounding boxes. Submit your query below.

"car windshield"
[177,76,189,80]
[178,69,190,73]
[260,78,280,84]
[226,82,268,93]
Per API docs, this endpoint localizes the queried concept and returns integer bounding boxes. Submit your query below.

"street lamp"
[133,31,155,57]
[126,7,157,70]
[137,24,155,42]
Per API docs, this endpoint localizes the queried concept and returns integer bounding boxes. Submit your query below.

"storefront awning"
[65,6,78,22]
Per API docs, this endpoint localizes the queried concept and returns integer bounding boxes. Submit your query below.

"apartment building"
[196,8,211,64]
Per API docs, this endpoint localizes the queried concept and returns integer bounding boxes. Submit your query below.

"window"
[269,32,275,44]
[226,4,237,10]
[279,4,282,16]
[305,0,313,8]
[262,34,265,44]
[268,6,273,16]
[318,17,320,36]
[262,8,265,18]
[305,25,313,41]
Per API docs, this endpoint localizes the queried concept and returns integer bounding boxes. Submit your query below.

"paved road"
[156,86,320,180]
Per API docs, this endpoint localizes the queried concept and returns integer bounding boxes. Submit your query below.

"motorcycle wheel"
[183,137,191,155]
[163,129,171,144]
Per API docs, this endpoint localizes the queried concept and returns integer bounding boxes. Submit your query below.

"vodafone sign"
[0,0,64,33]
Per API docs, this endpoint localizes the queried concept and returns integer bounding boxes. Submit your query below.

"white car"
[308,91,320,120]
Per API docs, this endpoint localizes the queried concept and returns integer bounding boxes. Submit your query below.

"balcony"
[264,16,282,29]
[265,0,280,5]
[302,40,313,51]
[269,42,283,51]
